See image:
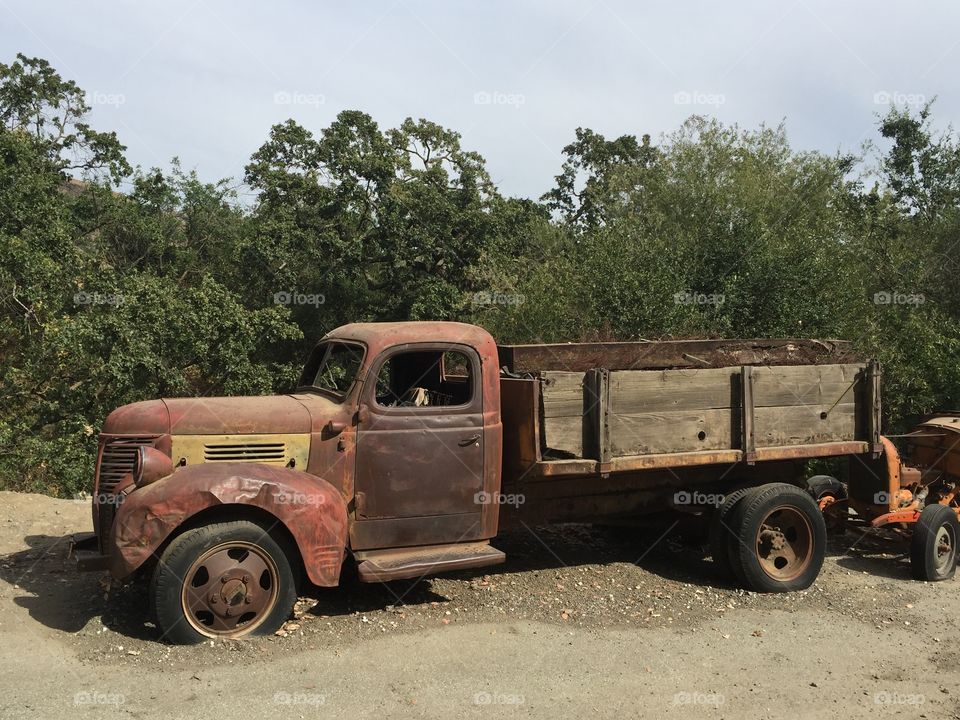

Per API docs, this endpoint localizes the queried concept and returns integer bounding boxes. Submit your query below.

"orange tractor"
[813,414,960,580]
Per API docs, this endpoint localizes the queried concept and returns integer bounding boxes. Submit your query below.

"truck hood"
[165,395,312,435]
[101,395,315,436]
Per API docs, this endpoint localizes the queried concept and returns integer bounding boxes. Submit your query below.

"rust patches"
[110,463,348,587]
[164,395,312,435]
[102,400,169,435]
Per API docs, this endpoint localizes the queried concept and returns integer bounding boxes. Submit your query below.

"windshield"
[299,341,365,398]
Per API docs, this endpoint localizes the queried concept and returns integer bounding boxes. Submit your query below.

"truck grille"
[95,436,159,549]
[203,442,286,463]
[97,436,159,494]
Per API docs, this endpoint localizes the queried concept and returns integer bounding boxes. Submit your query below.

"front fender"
[109,463,348,587]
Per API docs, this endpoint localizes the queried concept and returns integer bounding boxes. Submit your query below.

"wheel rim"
[755,505,814,582]
[180,541,280,638]
[934,525,956,573]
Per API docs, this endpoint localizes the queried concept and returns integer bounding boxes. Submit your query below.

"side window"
[374,349,475,408]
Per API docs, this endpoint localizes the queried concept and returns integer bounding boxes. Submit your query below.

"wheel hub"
[935,527,954,570]
[755,506,814,582]
[216,574,252,611]
[181,542,279,637]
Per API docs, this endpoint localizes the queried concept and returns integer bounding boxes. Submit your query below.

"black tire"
[910,504,959,581]
[727,483,827,593]
[708,488,752,578]
[805,475,847,502]
[151,519,299,644]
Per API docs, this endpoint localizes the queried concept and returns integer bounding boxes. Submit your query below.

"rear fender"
[109,463,348,586]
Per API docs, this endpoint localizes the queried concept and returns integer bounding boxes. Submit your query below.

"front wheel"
[151,519,299,644]
[911,504,959,581]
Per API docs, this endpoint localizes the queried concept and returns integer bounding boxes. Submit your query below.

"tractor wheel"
[910,504,959,581]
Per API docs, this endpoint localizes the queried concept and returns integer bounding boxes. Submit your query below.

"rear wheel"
[727,483,826,592]
[151,520,298,644]
[911,504,959,581]
[708,488,751,578]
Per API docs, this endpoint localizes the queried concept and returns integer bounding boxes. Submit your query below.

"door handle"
[459,434,481,447]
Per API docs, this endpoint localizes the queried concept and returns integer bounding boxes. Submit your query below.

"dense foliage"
[1,54,958,495]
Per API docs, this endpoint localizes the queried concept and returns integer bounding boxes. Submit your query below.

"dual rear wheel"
[709,483,827,592]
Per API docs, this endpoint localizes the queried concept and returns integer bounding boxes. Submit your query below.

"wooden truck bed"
[499,339,880,483]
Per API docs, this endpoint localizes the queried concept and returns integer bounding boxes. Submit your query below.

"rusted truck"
[70,321,958,643]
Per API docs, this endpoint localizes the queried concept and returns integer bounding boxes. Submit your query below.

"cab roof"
[324,321,495,352]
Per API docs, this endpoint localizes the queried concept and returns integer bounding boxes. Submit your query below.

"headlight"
[135,445,174,486]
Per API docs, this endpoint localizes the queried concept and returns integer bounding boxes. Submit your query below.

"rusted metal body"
[81,321,885,591]
[111,464,348,586]
[844,414,960,526]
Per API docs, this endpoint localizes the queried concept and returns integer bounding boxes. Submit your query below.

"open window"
[373,348,477,408]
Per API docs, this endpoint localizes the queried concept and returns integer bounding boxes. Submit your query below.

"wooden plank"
[609,408,733,456]
[540,371,586,457]
[754,403,856,446]
[523,441,871,480]
[751,363,864,408]
[542,416,583,457]
[541,371,585,418]
[608,367,737,414]
[499,377,541,472]
[499,338,856,373]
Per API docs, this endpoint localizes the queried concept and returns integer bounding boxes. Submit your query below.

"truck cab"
[76,322,505,643]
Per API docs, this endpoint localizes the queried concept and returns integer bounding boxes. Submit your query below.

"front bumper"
[68,532,109,572]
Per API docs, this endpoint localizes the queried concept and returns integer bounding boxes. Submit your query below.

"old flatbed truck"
[70,322,960,643]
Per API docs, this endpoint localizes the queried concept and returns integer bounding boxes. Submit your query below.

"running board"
[354,541,505,582]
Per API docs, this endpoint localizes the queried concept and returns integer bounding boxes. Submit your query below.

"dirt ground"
[1,490,957,719]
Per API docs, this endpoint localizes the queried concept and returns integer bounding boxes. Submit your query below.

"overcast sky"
[4,1,959,199]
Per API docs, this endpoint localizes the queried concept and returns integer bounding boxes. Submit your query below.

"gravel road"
[1,490,957,719]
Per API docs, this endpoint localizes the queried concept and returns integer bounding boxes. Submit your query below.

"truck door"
[352,343,485,549]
